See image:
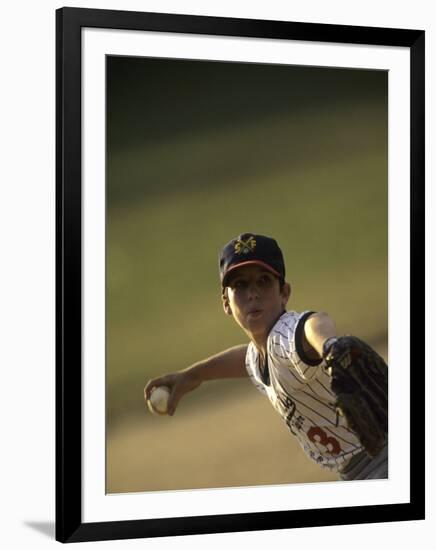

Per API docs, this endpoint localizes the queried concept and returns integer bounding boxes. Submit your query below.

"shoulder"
[268,310,323,369]
[271,311,301,335]
[268,310,308,355]
[269,310,314,342]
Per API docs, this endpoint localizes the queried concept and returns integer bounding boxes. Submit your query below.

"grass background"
[106,57,388,492]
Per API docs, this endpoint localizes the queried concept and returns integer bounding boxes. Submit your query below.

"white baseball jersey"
[245,310,364,471]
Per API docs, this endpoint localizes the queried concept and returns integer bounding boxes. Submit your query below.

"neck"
[249,308,286,359]
[252,335,268,360]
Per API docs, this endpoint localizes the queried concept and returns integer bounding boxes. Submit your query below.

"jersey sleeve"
[269,311,324,382]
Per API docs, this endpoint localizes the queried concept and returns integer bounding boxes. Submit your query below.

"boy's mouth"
[247,309,263,318]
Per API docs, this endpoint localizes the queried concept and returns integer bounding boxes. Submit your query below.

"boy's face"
[222,264,291,345]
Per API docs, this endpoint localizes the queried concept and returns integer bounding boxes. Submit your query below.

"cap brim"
[222,260,281,287]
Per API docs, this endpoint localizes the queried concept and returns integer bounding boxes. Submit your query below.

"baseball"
[147,386,171,415]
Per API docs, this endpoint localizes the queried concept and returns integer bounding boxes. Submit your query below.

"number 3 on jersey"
[307,426,342,455]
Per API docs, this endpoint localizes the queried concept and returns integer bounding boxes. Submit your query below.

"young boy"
[144,233,388,481]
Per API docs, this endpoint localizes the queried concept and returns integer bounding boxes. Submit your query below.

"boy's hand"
[144,370,201,416]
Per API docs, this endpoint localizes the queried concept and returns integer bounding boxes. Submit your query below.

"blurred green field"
[105,58,387,493]
[107,102,387,430]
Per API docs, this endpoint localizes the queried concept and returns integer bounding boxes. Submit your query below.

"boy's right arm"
[143,344,249,416]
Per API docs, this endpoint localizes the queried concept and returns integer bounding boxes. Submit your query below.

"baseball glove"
[323,336,388,458]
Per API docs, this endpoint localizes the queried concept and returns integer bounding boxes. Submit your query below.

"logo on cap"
[234,236,256,255]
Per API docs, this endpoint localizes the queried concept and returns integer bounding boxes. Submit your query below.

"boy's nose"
[247,282,260,298]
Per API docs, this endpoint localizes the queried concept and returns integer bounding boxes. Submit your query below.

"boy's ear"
[281,282,291,306]
[222,290,232,316]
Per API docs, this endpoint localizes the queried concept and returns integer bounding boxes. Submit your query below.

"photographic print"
[56,7,424,542]
[106,57,388,494]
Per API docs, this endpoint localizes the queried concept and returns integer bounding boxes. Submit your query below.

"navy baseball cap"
[219,233,285,287]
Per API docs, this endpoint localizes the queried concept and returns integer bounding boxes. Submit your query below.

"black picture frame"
[56,7,425,543]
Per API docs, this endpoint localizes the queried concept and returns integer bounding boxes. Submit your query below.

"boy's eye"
[259,274,272,285]
[232,280,246,289]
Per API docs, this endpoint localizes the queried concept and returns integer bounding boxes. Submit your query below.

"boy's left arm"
[302,311,336,360]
